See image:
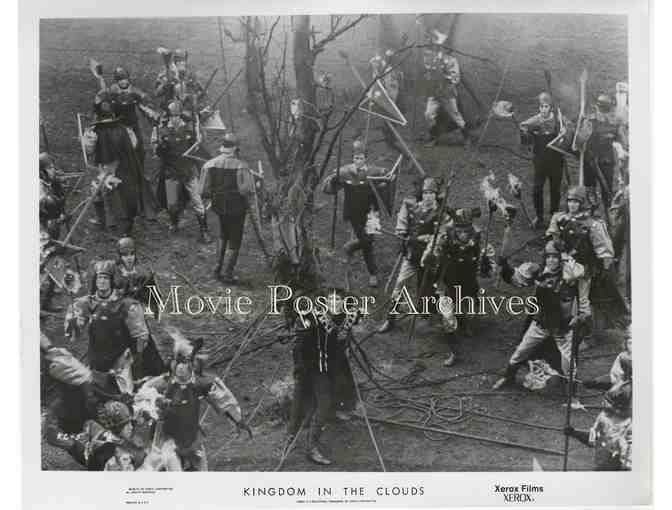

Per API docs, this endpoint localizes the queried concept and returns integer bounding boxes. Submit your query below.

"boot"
[168,209,180,233]
[443,347,456,367]
[197,213,212,244]
[378,316,395,333]
[307,445,332,466]
[492,363,522,390]
[221,249,240,284]
[90,201,107,231]
[214,239,225,279]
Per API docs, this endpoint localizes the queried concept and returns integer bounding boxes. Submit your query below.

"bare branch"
[312,14,369,56]
[262,17,281,58]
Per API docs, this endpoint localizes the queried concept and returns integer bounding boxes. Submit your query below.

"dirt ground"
[39,16,629,472]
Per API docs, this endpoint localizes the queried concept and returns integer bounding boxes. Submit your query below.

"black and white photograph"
[21,0,652,507]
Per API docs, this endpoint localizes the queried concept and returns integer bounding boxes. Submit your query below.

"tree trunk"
[292,15,318,183]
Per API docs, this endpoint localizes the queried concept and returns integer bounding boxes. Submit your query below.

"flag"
[358,79,407,126]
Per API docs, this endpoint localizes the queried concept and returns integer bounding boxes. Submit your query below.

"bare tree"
[228,14,415,291]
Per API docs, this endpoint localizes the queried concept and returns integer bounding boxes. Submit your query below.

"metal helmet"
[352,139,366,156]
[173,48,188,62]
[97,401,131,431]
[117,237,135,256]
[544,240,562,257]
[453,208,474,228]
[113,66,130,82]
[39,152,54,173]
[221,132,240,148]
[596,93,613,111]
[93,259,116,277]
[567,185,587,206]
[538,92,552,105]
[422,177,438,194]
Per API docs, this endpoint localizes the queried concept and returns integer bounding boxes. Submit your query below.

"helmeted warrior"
[435,207,486,342]
[565,379,632,470]
[67,401,145,471]
[519,92,566,228]
[546,186,615,347]
[83,89,143,235]
[65,260,165,378]
[153,99,211,242]
[285,287,359,466]
[584,93,629,208]
[43,333,144,471]
[113,237,154,300]
[141,328,249,471]
[379,177,442,333]
[154,48,207,115]
[108,66,159,221]
[200,132,268,284]
[322,141,388,287]
[39,152,67,239]
[492,240,587,389]
[423,37,470,146]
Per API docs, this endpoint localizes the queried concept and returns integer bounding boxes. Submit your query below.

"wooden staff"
[575,69,588,185]
[384,251,404,294]
[70,113,90,196]
[406,171,456,345]
[62,165,115,246]
[563,322,582,471]
[330,131,343,249]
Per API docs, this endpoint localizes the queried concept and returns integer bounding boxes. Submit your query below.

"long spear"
[563,322,582,471]
[406,171,456,345]
[573,69,588,186]
[330,131,343,249]
[62,165,115,246]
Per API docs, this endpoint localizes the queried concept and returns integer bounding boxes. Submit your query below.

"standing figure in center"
[200,133,269,284]
[322,141,387,288]
[519,92,565,229]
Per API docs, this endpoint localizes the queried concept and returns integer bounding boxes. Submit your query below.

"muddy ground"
[39,15,628,472]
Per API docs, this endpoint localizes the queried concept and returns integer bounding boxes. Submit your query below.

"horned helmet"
[165,326,206,386]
